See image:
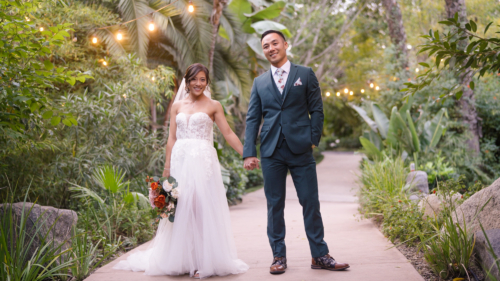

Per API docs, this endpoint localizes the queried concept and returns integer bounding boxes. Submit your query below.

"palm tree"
[89,0,251,129]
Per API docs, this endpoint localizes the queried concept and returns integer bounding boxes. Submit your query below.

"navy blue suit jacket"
[243,62,324,158]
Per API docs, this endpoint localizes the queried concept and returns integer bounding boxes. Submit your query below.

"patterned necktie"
[275,68,285,94]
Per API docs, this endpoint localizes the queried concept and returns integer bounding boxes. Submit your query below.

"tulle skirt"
[114,139,249,278]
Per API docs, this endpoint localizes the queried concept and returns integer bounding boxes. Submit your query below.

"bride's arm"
[163,103,179,177]
[213,101,243,156]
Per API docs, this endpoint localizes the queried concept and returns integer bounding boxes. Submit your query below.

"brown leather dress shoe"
[270,257,287,274]
[311,254,350,271]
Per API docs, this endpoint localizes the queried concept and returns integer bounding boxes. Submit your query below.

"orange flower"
[154,195,166,209]
[151,182,159,190]
[145,176,150,183]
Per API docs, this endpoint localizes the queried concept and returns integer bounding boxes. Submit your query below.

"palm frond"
[118,0,152,62]
[68,183,105,207]
[129,192,150,209]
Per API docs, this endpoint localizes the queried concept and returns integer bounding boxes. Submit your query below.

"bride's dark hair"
[184,63,211,86]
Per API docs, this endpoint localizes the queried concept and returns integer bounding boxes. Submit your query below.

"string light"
[88,1,183,45]
[151,76,155,81]
[415,68,419,73]
[326,92,331,97]
[116,30,123,41]
[375,86,380,91]
[25,17,30,21]
[102,61,107,66]
[361,89,365,93]
[344,88,348,94]
[39,27,44,32]
[349,91,353,96]
[336,92,340,96]
[369,83,374,88]
[188,1,194,13]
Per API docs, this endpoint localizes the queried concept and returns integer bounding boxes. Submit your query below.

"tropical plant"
[0,0,91,147]
[0,188,74,281]
[351,98,448,163]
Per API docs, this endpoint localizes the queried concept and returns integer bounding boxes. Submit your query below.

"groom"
[243,30,350,274]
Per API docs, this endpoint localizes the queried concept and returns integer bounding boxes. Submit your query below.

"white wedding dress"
[114,111,249,278]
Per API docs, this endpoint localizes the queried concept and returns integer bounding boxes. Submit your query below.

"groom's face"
[261,33,288,66]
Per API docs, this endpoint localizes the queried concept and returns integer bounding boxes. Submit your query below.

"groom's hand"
[244,157,260,170]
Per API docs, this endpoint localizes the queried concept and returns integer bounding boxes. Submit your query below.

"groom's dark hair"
[261,30,286,42]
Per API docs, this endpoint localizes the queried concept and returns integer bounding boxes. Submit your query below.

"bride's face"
[187,71,208,97]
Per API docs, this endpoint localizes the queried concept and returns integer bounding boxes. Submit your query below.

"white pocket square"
[294,77,302,86]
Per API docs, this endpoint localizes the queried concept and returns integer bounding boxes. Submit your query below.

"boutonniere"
[294,77,302,86]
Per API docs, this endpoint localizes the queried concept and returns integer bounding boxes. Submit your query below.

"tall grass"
[0,186,74,281]
[358,157,409,215]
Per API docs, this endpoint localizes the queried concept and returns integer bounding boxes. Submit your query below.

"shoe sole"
[270,271,286,274]
[311,265,350,271]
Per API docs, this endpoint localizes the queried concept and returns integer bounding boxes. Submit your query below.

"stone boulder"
[453,177,500,235]
[0,202,77,260]
[474,229,500,281]
[405,171,430,194]
[418,193,462,219]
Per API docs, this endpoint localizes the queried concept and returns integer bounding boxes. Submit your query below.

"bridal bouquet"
[146,176,180,226]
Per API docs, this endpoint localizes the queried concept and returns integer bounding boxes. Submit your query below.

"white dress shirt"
[270,60,291,95]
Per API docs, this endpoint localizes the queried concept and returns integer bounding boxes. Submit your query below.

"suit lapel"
[282,63,298,103]
[267,69,283,105]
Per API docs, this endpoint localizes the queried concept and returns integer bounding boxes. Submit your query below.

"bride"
[114,63,249,278]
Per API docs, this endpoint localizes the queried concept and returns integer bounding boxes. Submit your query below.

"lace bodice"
[175,112,214,142]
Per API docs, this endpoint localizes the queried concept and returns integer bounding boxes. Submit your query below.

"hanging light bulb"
[349,91,353,96]
[39,27,44,32]
[25,17,30,21]
[92,36,98,44]
[361,89,365,93]
[151,76,155,81]
[375,86,380,91]
[336,92,340,97]
[148,21,155,31]
[369,83,374,88]
[344,88,348,94]
[102,61,107,66]
[116,30,123,41]
[188,1,194,13]
[326,92,331,97]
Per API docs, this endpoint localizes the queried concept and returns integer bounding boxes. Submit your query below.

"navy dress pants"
[260,139,329,258]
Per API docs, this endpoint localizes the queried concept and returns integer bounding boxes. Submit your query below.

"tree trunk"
[150,98,157,132]
[381,0,409,70]
[444,0,481,154]
[207,0,227,74]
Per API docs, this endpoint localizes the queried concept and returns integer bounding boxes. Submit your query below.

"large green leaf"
[92,165,126,194]
[398,95,413,122]
[371,103,389,139]
[228,0,252,22]
[250,20,292,38]
[363,129,382,151]
[424,108,447,149]
[406,110,420,152]
[244,1,286,20]
[350,104,378,133]
[359,137,383,160]
[386,106,412,151]
[246,36,265,58]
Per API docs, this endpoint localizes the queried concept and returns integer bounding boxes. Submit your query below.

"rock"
[418,193,462,218]
[0,202,77,261]
[474,229,500,281]
[453,177,500,235]
[405,171,429,194]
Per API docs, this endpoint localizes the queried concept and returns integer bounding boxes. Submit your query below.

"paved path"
[86,152,423,281]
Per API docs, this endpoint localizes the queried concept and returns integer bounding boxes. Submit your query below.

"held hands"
[243,157,260,170]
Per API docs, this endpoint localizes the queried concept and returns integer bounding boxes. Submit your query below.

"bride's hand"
[162,168,170,178]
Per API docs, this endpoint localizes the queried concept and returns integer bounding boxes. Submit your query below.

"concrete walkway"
[86,152,424,281]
